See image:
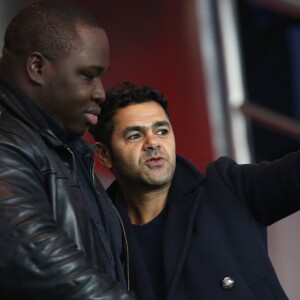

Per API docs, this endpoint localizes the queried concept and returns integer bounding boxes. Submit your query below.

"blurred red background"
[72,0,213,175]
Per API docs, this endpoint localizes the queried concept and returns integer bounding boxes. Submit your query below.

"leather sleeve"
[0,134,135,299]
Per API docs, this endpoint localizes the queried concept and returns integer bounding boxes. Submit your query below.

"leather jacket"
[0,82,134,300]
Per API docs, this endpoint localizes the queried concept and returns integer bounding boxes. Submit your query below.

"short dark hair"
[90,82,170,146]
[4,0,102,61]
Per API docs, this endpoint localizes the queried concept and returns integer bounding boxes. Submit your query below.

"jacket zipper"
[65,146,76,176]
[111,203,130,291]
[44,134,131,288]
[64,146,131,290]
[91,161,131,291]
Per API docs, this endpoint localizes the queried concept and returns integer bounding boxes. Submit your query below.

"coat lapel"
[163,188,204,297]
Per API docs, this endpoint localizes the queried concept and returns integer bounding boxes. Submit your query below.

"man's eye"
[83,73,95,80]
[157,129,168,136]
[127,134,140,140]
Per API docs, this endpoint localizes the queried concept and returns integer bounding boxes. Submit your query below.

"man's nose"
[143,134,161,152]
[92,79,105,103]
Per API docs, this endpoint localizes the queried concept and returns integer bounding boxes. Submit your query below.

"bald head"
[0,1,110,137]
[3,0,103,61]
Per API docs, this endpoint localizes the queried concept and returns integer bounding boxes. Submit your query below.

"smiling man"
[90,82,300,300]
[0,2,134,299]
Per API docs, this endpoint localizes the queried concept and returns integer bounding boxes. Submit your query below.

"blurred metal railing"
[241,101,300,139]
[196,0,252,163]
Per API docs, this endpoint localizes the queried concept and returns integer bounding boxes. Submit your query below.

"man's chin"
[143,177,171,188]
[65,127,86,142]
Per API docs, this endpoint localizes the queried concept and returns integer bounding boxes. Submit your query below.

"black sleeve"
[0,135,135,299]
[210,151,300,225]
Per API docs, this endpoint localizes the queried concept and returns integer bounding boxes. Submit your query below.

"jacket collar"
[168,155,205,203]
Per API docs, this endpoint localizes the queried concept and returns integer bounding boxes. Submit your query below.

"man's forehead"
[117,102,166,116]
[114,103,169,126]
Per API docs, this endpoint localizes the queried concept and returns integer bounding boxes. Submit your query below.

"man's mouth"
[84,106,101,126]
[145,156,165,167]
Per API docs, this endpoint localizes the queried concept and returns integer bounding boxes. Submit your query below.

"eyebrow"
[123,120,171,136]
[83,65,109,76]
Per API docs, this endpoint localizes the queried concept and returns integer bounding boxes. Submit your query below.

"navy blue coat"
[109,154,300,299]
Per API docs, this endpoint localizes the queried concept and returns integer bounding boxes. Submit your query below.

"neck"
[120,184,170,226]
[0,50,31,98]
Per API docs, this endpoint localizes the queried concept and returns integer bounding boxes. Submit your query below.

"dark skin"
[0,23,110,136]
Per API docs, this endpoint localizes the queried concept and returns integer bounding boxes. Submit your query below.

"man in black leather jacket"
[0,2,134,299]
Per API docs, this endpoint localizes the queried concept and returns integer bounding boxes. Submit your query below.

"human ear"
[95,142,113,169]
[26,52,46,84]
